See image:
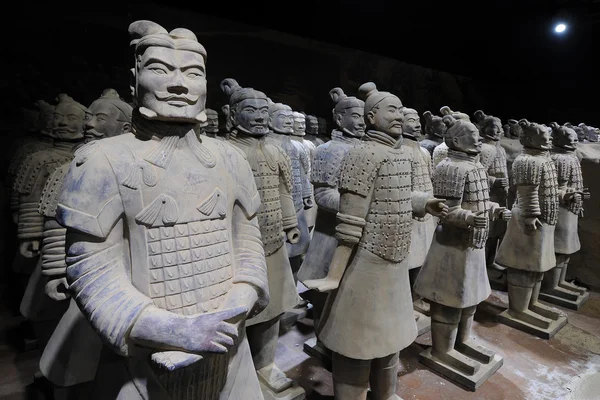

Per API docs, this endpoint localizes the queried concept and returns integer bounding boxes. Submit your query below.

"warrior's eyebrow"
[143,57,176,70]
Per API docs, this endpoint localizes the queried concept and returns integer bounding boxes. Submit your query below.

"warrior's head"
[292,112,306,137]
[423,111,447,139]
[402,108,421,139]
[268,101,294,135]
[474,110,502,141]
[550,122,578,150]
[443,116,482,155]
[519,119,552,150]
[305,115,319,135]
[35,100,55,136]
[329,87,365,138]
[52,94,88,141]
[204,108,219,133]
[220,78,269,136]
[129,20,207,123]
[358,82,403,138]
[85,89,133,142]
[317,117,327,135]
[440,106,470,121]
[507,119,523,138]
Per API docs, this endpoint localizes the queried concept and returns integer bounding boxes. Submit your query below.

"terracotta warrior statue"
[38,89,133,395]
[221,104,233,140]
[414,116,508,389]
[55,20,268,399]
[402,107,437,334]
[433,106,470,167]
[200,108,222,139]
[305,114,323,146]
[221,78,304,399]
[538,123,590,309]
[13,94,88,274]
[304,82,447,400]
[317,116,328,144]
[298,87,365,361]
[506,119,523,139]
[495,119,570,339]
[8,100,55,220]
[291,112,317,233]
[420,110,447,156]
[268,105,314,280]
[474,110,510,288]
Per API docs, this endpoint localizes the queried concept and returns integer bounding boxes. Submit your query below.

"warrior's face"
[293,115,306,135]
[431,119,447,138]
[556,127,578,150]
[234,98,269,136]
[306,116,319,134]
[527,126,553,150]
[85,100,126,140]
[205,110,219,133]
[368,96,403,137]
[52,103,86,140]
[270,109,294,134]
[136,47,206,122]
[482,119,503,141]
[338,106,365,138]
[453,124,483,155]
[402,113,421,139]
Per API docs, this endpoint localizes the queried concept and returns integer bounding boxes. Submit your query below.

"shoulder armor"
[14,149,72,195]
[312,141,352,187]
[513,154,544,186]
[73,140,100,166]
[432,142,449,166]
[479,143,497,169]
[339,143,384,197]
[433,158,469,199]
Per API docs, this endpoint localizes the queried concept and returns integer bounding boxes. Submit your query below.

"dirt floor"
[1,288,599,400]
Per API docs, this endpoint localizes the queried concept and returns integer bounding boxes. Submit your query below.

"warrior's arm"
[313,185,340,213]
[278,153,299,231]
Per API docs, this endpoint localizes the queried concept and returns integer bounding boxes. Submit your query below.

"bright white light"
[555,23,567,33]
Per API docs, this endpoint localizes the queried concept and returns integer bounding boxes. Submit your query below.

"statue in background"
[316,117,328,144]
[402,107,436,335]
[55,20,268,399]
[474,110,510,289]
[38,90,133,396]
[304,82,447,400]
[222,78,304,399]
[305,114,323,147]
[200,108,222,139]
[506,119,523,139]
[298,87,365,363]
[539,123,590,309]
[415,116,508,390]
[13,94,88,275]
[291,112,317,233]
[420,110,447,156]
[268,106,313,281]
[496,119,570,339]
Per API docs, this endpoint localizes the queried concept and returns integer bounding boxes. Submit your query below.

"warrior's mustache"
[155,91,199,104]
[85,128,104,138]
[53,127,77,133]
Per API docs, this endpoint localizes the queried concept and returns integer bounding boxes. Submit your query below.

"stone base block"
[419,348,503,391]
[497,310,567,339]
[539,290,590,311]
[260,381,305,400]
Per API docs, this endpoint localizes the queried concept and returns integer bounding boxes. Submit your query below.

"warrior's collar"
[448,149,479,162]
[364,130,401,148]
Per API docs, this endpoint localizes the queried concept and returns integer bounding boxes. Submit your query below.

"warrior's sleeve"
[277,150,298,230]
[432,144,448,167]
[335,148,376,246]
[57,150,153,357]
[230,148,269,315]
[555,155,575,206]
[38,164,70,278]
[513,157,542,218]
[312,145,345,213]
[299,145,314,200]
[411,148,434,217]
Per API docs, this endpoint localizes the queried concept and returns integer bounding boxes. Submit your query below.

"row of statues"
[4,19,592,400]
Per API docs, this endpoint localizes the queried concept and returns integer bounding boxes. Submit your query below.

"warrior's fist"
[583,188,591,200]
[494,207,511,221]
[493,178,509,189]
[426,198,448,218]
[467,210,487,228]
[45,277,70,301]
[524,217,543,233]
[286,227,300,244]
[303,196,314,209]
[19,240,40,258]
[184,306,248,354]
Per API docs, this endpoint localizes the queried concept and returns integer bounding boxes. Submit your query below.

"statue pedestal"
[419,348,503,391]
[539,289,590,311]
[302,337,331,369]
[260,381,305,400]
[497,310,567,339]
[415,311,431,336]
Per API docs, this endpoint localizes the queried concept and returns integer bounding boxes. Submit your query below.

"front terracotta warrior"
[222,78,304,399]
[56,21,268,399]
[304,83,447,400]
[496,120,571,339]
[432,106,470,167]
[414,117,508,390]
[539,123,590,309]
